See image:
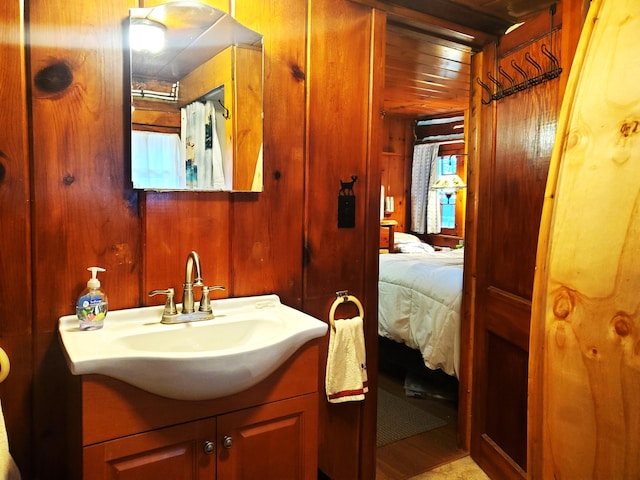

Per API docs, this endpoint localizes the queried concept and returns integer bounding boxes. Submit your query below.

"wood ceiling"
[353,0,558,118]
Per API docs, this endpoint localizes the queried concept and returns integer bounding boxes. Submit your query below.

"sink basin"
[58,294,327,400]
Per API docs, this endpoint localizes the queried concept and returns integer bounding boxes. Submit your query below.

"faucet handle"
[149,288,178,316]
[199,286,212,313]
[198,285,226,313]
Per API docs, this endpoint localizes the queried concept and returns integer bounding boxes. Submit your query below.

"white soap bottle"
[77,267,108,331]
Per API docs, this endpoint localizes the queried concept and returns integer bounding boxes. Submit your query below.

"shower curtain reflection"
[182,99,226,190]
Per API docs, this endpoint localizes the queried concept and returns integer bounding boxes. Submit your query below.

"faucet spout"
[182,251,204,314]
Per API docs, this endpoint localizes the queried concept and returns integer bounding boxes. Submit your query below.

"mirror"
[129,2,263,192]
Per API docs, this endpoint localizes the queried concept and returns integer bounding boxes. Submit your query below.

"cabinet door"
[83,418,216,480]
[217,394,318,480]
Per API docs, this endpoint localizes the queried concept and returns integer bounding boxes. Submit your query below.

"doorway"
[375,116,469,477]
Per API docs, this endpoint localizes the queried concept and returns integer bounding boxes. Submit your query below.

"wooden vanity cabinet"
[217,394,317,479]
[83,418,217,479]
[75,342,320,480]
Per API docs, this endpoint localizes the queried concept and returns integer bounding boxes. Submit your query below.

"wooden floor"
[376,370,467,480]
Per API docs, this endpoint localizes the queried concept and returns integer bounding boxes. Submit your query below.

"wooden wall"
[0,0,381,478]
[380,115,413,232]
[306,2,384,478]
[0,2,33,477]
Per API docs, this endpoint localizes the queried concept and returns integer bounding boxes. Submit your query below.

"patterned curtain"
[182,100,225,190]
[410,143,441,234]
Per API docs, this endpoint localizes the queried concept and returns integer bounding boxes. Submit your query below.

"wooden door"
[216,395,318,480]
[468,2,584,478]
[530,0,640,477]
[83,418,217,479]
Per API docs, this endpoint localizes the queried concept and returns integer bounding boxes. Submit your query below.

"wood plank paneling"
[384,23,472,117]
[381,116,413,231]
[469,3,584,478]
[142,192,231,301]
[29,1,140,478]
[0,3,32,476]
[29,0,142,321]
[306,0,371,302]
[307,1,381,478]
[230,0,307,306]
[488,38,560,299]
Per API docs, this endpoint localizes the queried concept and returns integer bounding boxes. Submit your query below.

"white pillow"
[397,242,435,254]
[393,232,421,245]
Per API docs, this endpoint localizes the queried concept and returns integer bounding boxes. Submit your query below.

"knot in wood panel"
[290,64,305,82]
[34,62,73,93]
[0,152,6,184]
[611,312,632,338]
[552,287,575,320]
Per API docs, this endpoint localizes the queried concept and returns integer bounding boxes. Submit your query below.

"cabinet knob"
[222,435,233,449]
[203,440,215,455]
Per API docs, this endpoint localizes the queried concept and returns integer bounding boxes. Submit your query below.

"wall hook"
[510,60,530,91]
[540,43,562,78]
[487,72,504,100]
[525,52,544,86]
[498,65,516,97]
[476,77,493,105]
[218,99,230,119]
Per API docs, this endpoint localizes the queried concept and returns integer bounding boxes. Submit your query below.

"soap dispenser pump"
[77,267,108,331]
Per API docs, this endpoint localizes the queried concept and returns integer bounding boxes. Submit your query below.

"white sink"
[58,294,327,400]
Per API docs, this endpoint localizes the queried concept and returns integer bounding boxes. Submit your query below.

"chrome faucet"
[148,250,225,324]
[182,251,204,314]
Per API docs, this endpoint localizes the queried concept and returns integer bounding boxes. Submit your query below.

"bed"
[378,233,464,379]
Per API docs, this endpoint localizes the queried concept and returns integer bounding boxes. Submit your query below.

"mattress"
[378,249,464,378]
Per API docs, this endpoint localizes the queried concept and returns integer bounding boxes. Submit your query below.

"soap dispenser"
[77,267,108,331]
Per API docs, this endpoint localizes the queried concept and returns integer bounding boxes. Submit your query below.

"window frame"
[436,146,465,238]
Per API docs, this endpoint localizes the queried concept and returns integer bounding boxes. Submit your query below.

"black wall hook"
[218,99,230,119]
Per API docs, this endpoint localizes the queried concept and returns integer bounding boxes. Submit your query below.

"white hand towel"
[0,401,21,480]
[325,316,368,403]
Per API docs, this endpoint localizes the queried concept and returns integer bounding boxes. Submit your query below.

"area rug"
[408,456,490,480]
[377,388,447,447]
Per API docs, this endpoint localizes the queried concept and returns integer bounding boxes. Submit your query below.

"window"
[415,112,467,241]
[437,155,458,229]
[435,154,465,234]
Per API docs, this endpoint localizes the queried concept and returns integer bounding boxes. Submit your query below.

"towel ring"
[0,347,10,384]
[329,291,364,330]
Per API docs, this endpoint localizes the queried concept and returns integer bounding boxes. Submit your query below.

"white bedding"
[378,249,464,378]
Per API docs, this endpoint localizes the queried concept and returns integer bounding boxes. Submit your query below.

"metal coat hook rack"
[476,43,562,104]
[476,4,561,104]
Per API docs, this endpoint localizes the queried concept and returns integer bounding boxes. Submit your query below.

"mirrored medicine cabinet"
[129,1,264,192]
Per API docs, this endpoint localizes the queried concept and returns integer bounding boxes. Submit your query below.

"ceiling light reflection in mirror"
[130,19,166,53]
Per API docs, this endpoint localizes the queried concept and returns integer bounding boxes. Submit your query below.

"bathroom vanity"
[59,294,327,479]
[73,341,319,479]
